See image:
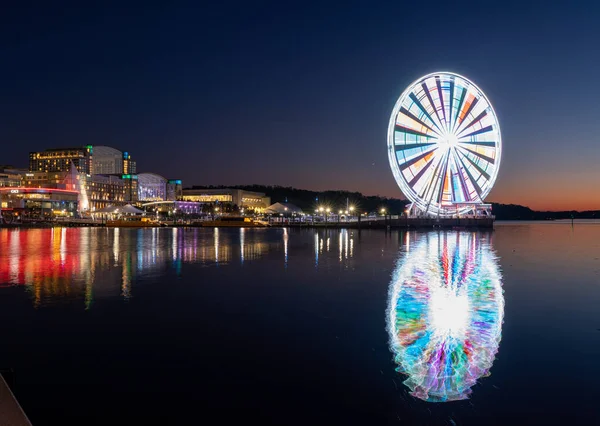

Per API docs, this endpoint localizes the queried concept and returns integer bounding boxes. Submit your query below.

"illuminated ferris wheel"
[387,72,501,217]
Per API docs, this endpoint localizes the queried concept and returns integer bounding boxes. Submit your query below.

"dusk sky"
[1,1,599,211]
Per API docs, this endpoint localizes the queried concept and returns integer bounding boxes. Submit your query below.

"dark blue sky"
[1,1,599,210]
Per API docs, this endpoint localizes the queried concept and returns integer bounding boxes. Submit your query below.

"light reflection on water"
[0,227,356,308]
[1,224,600,424]
[387,231,504,402]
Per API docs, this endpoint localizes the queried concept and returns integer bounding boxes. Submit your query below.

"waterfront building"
[91,146,137,175]
[181,188,270,211]
[138,173,183,202]
[29,146,93,175]
[88,174,126,211]
[20,165,128,212]
[138,173,167,201]
[0,187,79,218]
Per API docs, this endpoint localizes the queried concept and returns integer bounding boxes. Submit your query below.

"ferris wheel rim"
[387,71,502,216]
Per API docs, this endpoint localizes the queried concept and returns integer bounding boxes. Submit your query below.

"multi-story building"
[137,174,184,202]
[91,146,137,175]
[88,175,126,211]
[138,173,167,201]
[29,146,93,175]
[121,174,139,203]
[123,151,136,174]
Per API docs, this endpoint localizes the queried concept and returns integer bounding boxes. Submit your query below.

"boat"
[200,216,266,227]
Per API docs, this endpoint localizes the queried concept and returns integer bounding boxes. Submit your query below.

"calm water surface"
[0,224,599,425]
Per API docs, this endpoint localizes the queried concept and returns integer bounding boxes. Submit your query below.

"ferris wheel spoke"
[399,146,439,171]
[394,124,437,139]
[435,77,448,129]
[395,142,437,152]
[435,150,452,204]
[458,140,496,147]
[422,83,445,130]
[456,145,496,165]
[451,89,467,133]
[455,97,479,132]
[458,124,494,139]
[421,149,448,210]
[409,93,444,134]
[457,149,491,181]
[448,80,455,131]
[450,149,471,202]
[399,107,441,137]
[407,154,436,187]
[455,110,487,136]
[455,150,485,197]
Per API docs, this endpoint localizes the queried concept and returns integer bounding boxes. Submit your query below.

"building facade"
[138,173,167,201]
[88,175,126,211]
[91,146,137,175]
[0,169,26,188]
[0,187,79,218]
[138,174,183,202]
[121,174,139,203]
[167,180,182,201]
[29,146,93,175]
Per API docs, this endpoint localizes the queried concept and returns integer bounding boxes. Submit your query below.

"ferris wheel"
[387,72,501,217]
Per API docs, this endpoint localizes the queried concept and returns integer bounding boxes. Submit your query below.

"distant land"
[189,185,600,220]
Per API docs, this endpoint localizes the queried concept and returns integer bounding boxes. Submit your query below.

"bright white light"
[447,132,459,147]
[429,286,469,339]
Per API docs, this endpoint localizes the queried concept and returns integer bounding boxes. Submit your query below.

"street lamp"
[380,208,386,215]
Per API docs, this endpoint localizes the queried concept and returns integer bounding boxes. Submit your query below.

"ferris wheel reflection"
[387,231,504,402]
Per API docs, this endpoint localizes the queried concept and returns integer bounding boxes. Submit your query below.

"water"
[0,224,598,425]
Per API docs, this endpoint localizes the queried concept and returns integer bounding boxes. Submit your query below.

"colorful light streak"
[386,231,504,402]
